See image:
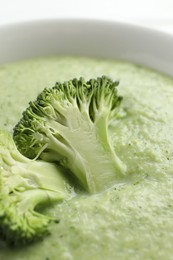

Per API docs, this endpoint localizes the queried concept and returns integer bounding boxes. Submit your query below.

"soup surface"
[0,56,173,260]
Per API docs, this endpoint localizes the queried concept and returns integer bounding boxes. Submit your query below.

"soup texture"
[0,56,173,260]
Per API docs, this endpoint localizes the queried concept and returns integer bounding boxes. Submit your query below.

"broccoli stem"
[40,107,126,193]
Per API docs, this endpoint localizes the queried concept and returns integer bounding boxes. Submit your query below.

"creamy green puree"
[0,56,173,260]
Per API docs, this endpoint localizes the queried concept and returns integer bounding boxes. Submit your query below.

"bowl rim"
[0,17,172,36]
[1,18,173,76]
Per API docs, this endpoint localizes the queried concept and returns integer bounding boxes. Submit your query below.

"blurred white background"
[0,0,173,33]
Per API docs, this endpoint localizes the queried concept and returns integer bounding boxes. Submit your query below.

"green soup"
[0,56,173,260]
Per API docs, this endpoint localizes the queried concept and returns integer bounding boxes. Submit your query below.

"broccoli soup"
[0,56,173,260]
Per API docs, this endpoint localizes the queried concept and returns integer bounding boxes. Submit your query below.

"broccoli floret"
[14,76,126,194]
[0,130,70,245]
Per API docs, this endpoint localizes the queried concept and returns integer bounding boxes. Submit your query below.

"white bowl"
[0,19,173,76]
